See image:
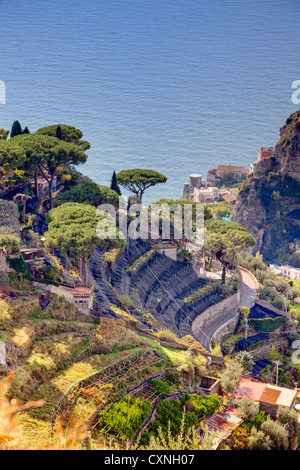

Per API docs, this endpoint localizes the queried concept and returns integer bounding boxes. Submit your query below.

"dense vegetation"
[139,393,221,446]
[99,397,151,440]
[54,179,120,208]
[237,251,300,314]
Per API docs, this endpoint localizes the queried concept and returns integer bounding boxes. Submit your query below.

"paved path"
[196,269,258,351]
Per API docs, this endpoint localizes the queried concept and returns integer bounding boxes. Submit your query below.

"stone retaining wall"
[191,289,241,337]
[213,314,241,346]
[247,338,289,361]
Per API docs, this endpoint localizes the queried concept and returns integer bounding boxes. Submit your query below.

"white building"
[154,241,177,261]
[280,265,300,281]
[193,186,236,205]
[270,264,300,281]
[182,174,205,199]
[72,285,95,314]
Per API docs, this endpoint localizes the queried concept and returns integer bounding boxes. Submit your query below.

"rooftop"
[234,377,297,408]
[281,265,300,273]
[260,384,297,408]
[72,285,94,297]
[208,164,250,173]
[155,240,177,249]
[234,377,267,401]
[221,193,236,204]
[205,409,243,449]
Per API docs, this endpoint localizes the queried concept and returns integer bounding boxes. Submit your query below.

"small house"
[204,409,243,449]
[72,284,95,315]
[280,265,300,281]
[233,377,297,417]
[154,240,177,261]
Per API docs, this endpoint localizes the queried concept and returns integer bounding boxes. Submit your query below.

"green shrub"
[155,328,178,342]
[7,255,59,287]
[149,379,171,396]
[151,399,198,438]
[249,315,285,332]
[7,255,30,276]
[151,394,221,439]
[99,397,151,440]
[43,266,61,282]
[241,411,267,432]
[187,394,221,418]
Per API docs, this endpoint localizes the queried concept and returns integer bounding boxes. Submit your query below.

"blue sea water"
[0,0,300,206]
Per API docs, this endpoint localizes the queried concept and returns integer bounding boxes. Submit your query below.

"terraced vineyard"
[88,240,231,337]
[52,349,166,429]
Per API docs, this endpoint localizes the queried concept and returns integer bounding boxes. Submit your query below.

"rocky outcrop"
[232,111,300,263]
[273,111,300,181]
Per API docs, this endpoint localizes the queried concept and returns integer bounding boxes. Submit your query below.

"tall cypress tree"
[110,170,121,195]
[55,125,63,140]
[10,120,23,138]
[222,265,226,284]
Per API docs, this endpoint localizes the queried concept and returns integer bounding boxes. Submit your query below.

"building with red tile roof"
[71,284,94,315]
[233,377,297,417]
[258,147,274,161]
[204,408,243,449]
[207,163,249,185]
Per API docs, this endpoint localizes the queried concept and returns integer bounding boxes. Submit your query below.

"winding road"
[196,269,258,351]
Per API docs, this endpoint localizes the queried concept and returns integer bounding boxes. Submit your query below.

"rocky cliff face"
[232,111,300,264]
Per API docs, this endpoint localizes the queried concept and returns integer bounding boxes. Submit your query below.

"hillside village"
[0,116,300,451]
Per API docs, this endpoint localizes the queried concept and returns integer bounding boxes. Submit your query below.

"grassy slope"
[1,274,202,448]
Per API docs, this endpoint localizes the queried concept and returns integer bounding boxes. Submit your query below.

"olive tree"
[220,360,243,395]
[234,396,259,421]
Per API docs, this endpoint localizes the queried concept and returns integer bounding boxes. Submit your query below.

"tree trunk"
[78,256,83,280]
[48,175,54,210]
[209,252,214,271]
[22,195,26,223]
[34,165,39,197]
[37,163,55,210]
[83,256,88,285]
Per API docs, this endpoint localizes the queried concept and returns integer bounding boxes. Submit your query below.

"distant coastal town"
[182,146,274,205]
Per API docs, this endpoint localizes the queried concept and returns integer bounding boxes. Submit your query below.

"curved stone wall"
[191,290,241,338]
[89,240,237,337]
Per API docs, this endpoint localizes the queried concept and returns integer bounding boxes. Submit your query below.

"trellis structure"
[51,349,165,433]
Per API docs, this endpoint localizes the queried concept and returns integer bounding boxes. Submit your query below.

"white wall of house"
[72,295,93,315]
[281,266,300,281]
[156,246,177,261]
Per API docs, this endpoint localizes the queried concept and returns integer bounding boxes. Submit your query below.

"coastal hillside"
[232,111,300,264]
[0,273,224,450]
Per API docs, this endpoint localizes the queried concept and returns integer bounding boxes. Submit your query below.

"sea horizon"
[0,0,300,205]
